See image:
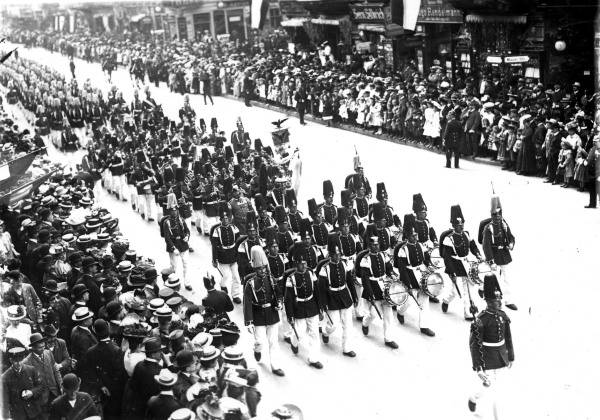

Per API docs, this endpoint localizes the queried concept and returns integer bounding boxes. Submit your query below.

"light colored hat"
[7,305,26,321]
[191,332,213,351]
[72,306,93,322]
[154,368,177,386]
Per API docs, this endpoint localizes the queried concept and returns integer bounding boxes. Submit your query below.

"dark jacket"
[123,359,161,419]
[202,289,234,319]
[85,339,126,416]
[482,220,515,266]
[1,364,45,420]
[243,273,281,326]
[317,261,357,310]
[23,350,63,403]
[443,119,464,150]
[145,392,182,420]
[47,337,71,374]
[469,309,514,370]
[49,392,98,420]
[70,326,98,379]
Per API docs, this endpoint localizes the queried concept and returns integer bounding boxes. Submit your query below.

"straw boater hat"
[7,305,26,321]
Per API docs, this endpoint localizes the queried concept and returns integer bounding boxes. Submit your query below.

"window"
[178,17,188,40]
[193,13,210,40]
[227,8,245,41]
[214,10,226,35]
[269,7,281,28]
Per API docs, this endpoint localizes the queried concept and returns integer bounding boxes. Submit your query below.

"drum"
[384,278,410,312]
[429,246,445,269]
[422,271,444,297]
[468,261,492,285]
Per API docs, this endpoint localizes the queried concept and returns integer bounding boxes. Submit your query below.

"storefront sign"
[417,0,463,24]
[350,4,386,23]
[486,56,502,64]
[504,55,529,64]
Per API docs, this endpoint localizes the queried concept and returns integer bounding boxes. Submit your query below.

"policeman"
[468,274,514,417]
[443,108,463,169]
[359,236,398,349]
[394,214,435,336]
[284,242,324,369]
[210,203,242,303]
[482,195,516,310]
[243,245,285,377]
[441,205,483,320]
[316,237,357,357]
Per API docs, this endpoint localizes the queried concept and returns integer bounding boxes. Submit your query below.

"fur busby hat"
[483,273,503,301]
[327,233,341,256]
[253,156,262,172]
[490,195,502,215]
[254,194,267,212]
[273,206,287,224]
[201,148,211,161]
[233,164,243,179]
[199,118,206,131]
[175,167,186,183]
[340,189,355,207]
[218,201,231,219]
[403,213,417,238]
[323,180,334,199]
[265,227,278,247]
[193,161,202,175]
[223,178,233,197]
[216,157,226,170]
[412,193,427,213]
[254,138,263,152]
[337,207,350,226]
[372,202,386,221]
[307,199,321,219]
[450,204,465,225]
[214,137,224,150]
[290,241,308,263]
[203,163,213,176]
[285,189,297,207]
[263,146,274,157]
[210,117,218,130]
[246,211,258,231]
[299,218,312,240]
[376,182,388,201]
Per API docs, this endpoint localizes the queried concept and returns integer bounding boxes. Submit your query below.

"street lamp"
[554,40,566,52]
[217,1,225,8]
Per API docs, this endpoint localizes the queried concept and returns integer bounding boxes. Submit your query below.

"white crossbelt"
[482,339,505,347]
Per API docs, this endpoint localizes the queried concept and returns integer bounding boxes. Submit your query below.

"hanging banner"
[403,0,421,31]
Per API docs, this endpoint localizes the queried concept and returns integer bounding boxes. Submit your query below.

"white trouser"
[129,186,138,208]
[73,127,86,146]
[138,193,155,220]
[362,300,394,342]
[470,368,506,420]
[173,156,182,167]
[102,169,112,191]
[354,284,366,318]
[444,276,474,317]
[112,175,127,200]
[254,323,280,370]
[323,307,354,352]
[193,210,203,231]
[279,308,293,339]
[398,289,430,329]
[496,265,512,305]
[218,262,241,298]
[203,214,219,235]
[290,315,320,363]
[169,250,190,287]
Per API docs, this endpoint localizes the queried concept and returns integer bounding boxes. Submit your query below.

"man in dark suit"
[24,333,63,414]
[85,319,126,419]
[1,347,45,420]
[201,275,234,320]
[145,369,183,420]
[443,109,464,169]
[243,71,254,107]
[69,307,97,380]
[465,100,482,158]
[123,337,162,419]
[172,350,197,404]
[75,257,102,313]
[49,373,98,420]
[43,324,72,374]
[294,82,308,125]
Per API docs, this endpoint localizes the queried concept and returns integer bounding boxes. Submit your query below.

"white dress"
[423,107,441,137]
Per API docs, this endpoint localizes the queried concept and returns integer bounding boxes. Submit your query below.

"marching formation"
[0,44,520,419]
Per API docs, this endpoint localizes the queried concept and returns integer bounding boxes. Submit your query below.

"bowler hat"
[29,332,47,347]
[144,337,162,354]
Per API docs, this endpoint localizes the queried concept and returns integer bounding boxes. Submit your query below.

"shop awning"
[357,23,386,33]
[311,18,339,26]
[465,14,527,24]
[280,18,308,27]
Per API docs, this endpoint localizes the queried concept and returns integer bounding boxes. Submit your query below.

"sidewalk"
[223,93,503,168]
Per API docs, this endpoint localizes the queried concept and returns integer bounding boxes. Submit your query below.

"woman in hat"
[0,219,19,264]
[4,305,32,348]
[3,270,43,330]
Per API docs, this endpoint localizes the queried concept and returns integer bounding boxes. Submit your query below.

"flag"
[251,0,269,30]
[0,48,17,64]
[403,0,422,31]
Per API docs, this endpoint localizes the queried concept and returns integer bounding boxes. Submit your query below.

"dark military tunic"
[414,218,437,244]
[284,270,321,319]
[442,231,481,277]
[243,273,281,326]
[310,222,329,247]
[211,224,239,264]
[322,203,337,226]
[318,261,357,310]
[396,242,431,290]
[482,220,514,266]
[469,309,514,370]
[360,252,393,301]
[287,210,304,234]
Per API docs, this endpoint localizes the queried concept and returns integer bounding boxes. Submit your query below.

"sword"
[324,310,333,324]
[368,298,382,320]
[450,274,462,298]
[406,288,422,310]
[290,320,300,340]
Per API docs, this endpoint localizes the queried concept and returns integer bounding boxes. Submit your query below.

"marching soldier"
[412,193,440,303]
[441,205,483,320]
[482,195,516,310]
[338,189,360,235]
[211,203,242,303]
[468,274,514,417]
[359,236,398,349]
[178,94,196,123]
[307,199,331,258]
[322,180,337,227]
[316,237,357,357]
[394,214,436,336]
[371,182,402,240]
[364,202,397,258]
[296,220,323,269]
[243,245,285,377]
[230,117,250,152]
[272,206,295,252]
[134,152,157,222]
[285,189,304,236]
[236,212,264,282]
[284,243,324,369]
[265,232,293,344]
[161,193,191,291]
[336,210,364,320]
[351,175,370,236]
[255,194,274,239]
[109,151,127,202]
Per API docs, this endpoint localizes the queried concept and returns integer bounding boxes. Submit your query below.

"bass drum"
[424,271,444,297]
[384,279,410,313]
[476,261,492,283]
[429,246,445,269]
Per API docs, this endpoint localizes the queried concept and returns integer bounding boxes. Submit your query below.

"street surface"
[7,44,600,420]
